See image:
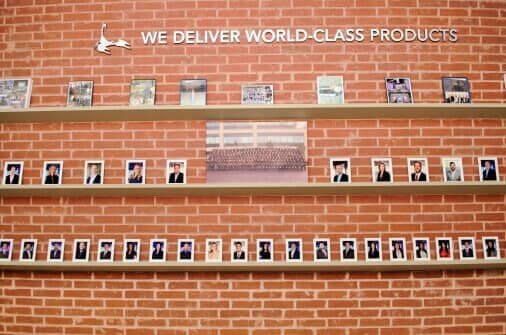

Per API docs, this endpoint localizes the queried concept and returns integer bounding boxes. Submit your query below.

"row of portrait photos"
[0,237,501,263]
[2,157,501,185]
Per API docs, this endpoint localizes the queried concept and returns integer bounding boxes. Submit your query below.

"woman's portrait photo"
[371,158,393,183]
[482,237,500,260]
[436,238,453,260]
[365,238,382,261]
[0,239,13,261]
[205,239,223,262]
[42,161,63,185]
[413,238,430,261]
[149,239,166,262]
[389,238,407,261]
[125,160,145,184]
[257,239,273,262]
[123,239,140,262]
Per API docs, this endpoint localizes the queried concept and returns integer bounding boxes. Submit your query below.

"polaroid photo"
[67,81,93,107]
[257,239,273,262]
[83,160,104,185]
[180,79,207,106]
[231,239,248,263]
[436,237,453,260]
[340,238,357,262]
[442,77,470,104]
[129,79,155,106]
[330,158,351,183]
[125,160,145,184]
[205,239,223,263]
[442,157,464,182]
[3,161,23,185]
[47,239,65,262]
[73,239,90,262]
[412,237,430,261]
[0,78,32,108]
[389,238,407,261]
[483,236,500,260]
[241,85,273,105]
[167,160,187,184]
[365,238,382,261]
[313,238,331,262]
[458,237,476,260]
[123,239,140,262]
[149,239,166,262]
[286,238,303,262]
[19,239,37,262]
[385,77,413,103]
[42,161,63,185]
[478,157,499,182]
[317,76,344,104]
[0,239,14,261]
[177,239,194,262]
[407,157,429,183]
[97,239,115,262]
[371,158,393,183]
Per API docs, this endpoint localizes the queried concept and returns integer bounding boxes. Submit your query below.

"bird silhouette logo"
[95,23,131,55]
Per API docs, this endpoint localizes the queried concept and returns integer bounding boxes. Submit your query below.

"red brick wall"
[1,1,506,334]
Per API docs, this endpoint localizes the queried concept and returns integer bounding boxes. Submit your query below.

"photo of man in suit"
[168,162,185,184]
[481,159,497,181]
[333,161,349,183]
[461,240,474,258]
[49,242,62,260]
[4,164,20,184]
[342,241,355,259]
[287,241,300,260]
[179,242,192,260]
[100,242,112,260]
[75,241,88,260]
[151,242,164,260]
[44,164,60,184]
[316,241,329,260]
[22,242,34,260]
[0,242,11,259]
[445,161,462,182]
[85,163,101,184]
[233,241,246,260]
[411,160,427,182]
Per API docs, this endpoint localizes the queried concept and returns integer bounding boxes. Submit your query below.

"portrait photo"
[149,239,166,262]
[42,161,63,185]
[478,157,499,182]
[47,239,65,262]
[482,237,500,260]
[412,238,430,261]
[205,239,223,263]
[257,239,273,262]
[125,160,145,184]
[407,157,429,183]
[436,238,453,260]
[177,239,194,262]
[286,239,302,262]
[389,238,407,261]
[0,239,13,261]
[231,239,248,262]
[340,238,357,262]
[458,237,476,260]
[313,238,331,262]
[97,239,115,262]
[167,160,187,184]
[73,239,90,262]
[371,158,393,183]
[365,238,382,261]
[19,239,37,262]
[442,157,464,182]
[83,160,104,185]
[123,239,140,262]
[330,158,351,183]
[3,161,23,185]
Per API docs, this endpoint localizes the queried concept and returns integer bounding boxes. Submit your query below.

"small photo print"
[371,158,393,183]
[340,238,357,262]
[478,157,499,182]
[3,161,23,185]
[408,157,429,183]
[20,239,37,262]
[286,239,303,262]
[205,239,223,263]
[313,238,331,262]
[389,238,407,261]
[180,79,207,106]
[73,239,90,262]
[0,78,32,108]
[125,160,145,184]
[84,160,104,185]
[317,76,344,104]
[385,77,413,103]
[442,77,470,103]
[231,239,248,262]
[149,239,166,262]
[257,239,273,262]
[42,161,63,185]
[330,158,351,183]
[365,238,382,261]
[97,239,114,262]
[241,85,273,105]
[442,157,464,182]
[413,237,430,261]
[458,237,476,260]
[436,238,453,260]
[0,239,14,261]
[177,239,194,262]
[67,81,93,107]
[123,239,140,262]
[47,239,65,262]
[167,160,186,184]
[483,237,500,260]
[129,79,156,106]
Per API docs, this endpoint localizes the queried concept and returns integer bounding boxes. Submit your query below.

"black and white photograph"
[231,239,248,262]
[47,239,65,262]
[123,239,140,262]
[19,239,37,262]
[330,158,351,183]
[97,239,115,262]
[257,239,273,262]
[180,79,206,106]
[458,237,476,260]
[205,239,223,263]
[42,161,63,185]
[442,77,470,103]
[371,158,393,183]
[67,81,93,107]
[73,239,90,262]
[482,237,500,260]
[286,239,302,262]
[442,157,464,182]
[389,238,407,261]
[313,238,331,262]
[385,77,413,103]
[412,237,430,261]
[340,238,357,262]
[407,157,429,183]
[365,238,382,261]
[84,160,104,185]
[129,79,155,106]
[436,238,453,260]
[177,239,194,262]
[149,239,166,262]
[167,160,186,184]
[0,78,32,108]
[125,160,145,184]
[478,157,499,182]
[0,239,13,261]
[241,84,273,104]
[317,76,344,104]
[3,161,23,185]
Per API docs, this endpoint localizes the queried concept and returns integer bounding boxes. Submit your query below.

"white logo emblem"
[95,23,131,55]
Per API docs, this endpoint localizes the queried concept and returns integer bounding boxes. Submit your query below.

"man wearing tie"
[333,163,349,183]
[233,241,245,260]
[75,241,87,260]
[342,241,355,259]
[462,240,474,258]
[411,161,427,182]
[168,163,184,184]
[482,160,497,181]
[50,242,62,260]
[22,242,33,260]
[288,242,300,260]
[100,243,112,260]
[4,165,20,184]
[86,164,101,184]
[0,242,10,258]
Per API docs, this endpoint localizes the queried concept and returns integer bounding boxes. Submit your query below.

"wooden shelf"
[0,103,504,123]
[0,182,505,197]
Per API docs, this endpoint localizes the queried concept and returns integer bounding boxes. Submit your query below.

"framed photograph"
[180,79,206,106]
[313,238,331,262]
[83,160,104,185]
[458,237,476,260]
[365,238,382,261]
[167,160,187,184]
[340,238,357,262]
[149,239,166,262]
[73,239,90,262]
[330,158,351,183]
[478,157,499,182]
[385,77,413,103]
[483,237,500,260]
[97,239,115,262]
[257,239,273,262]
[3,161,23,185]
[123,239,140,262]
[371,158,393,183]
[67,81,93,107]
[389,238,407,261]
[241,85,273,105]
[317,76,344,104]
[129,79,155,106]
[20,239,37,262]
[442,157,464,182]
[231,239,248,262]
[286,238,302,262]
[177,239,194,262]
[436,238,453,260]
[407,157,429,183]
[0,78,32,108]
[47,239,65,262]
[125,160,145,184]
[205,239,223,263]
[42,161,63,185]
[442,77,470,103]
[0,239,14,261]
[412,237,430,261]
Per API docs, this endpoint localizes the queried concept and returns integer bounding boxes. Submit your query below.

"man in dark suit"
[368,242,380,259]
[333,163,349,182]
[411,161,427,182]
[22,242,33,259]
[75,242,87,260]
[50,242,62,259]
[316,242,328,259]
[152,242,164,260]
[462,241,474,258]
[86,164,101,184]
[4,165,20,184]
[233,242,246,260]
[0,242,10,258]
[179,242,192,260]
[288,242,300,260]
[168,163,184,184]
[482,160,497,181]
[100,243,112,260]
[376,162,391,182]
[342,241,355,259]
[44,164,59,184]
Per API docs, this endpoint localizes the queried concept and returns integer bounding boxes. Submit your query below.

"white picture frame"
[19,239,37,262]
[286,238,303,262]
[230,239,248,263]
[412,237,430,261]
[149,239,166,262]
[166,159,187,184]
[177,239,194,263]
[257,239,273,262]
[3,161,24,185]
[125,160,146,184]
[0,239,14,261]
[385,77,413,104]
[83,160,104,185]
[72,239,90,262]
[365,238,382,261]
[482,236,500,260]
[205,239,223,263]
[42,161,63,185]
[340,238,357,262]
[330,158,351,183]
[458,237,476,260]
[407,157,429,183]
[67,80,93,107]
[389,238,407,261]
[371,158,393,183]
[317,76,344,104]
[97,239,115,262]
[313,238,331,262]
[435,237,453,261]
[47,239,65,262]
[0,78,33,108]
[241,84,274,105]
[123,239,140,262]
[478,157,499,182]
[442,157,464,182]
